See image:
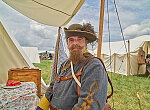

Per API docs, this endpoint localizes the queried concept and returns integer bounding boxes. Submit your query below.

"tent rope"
[106,0,115,109]
[113,0,142,109]
[113,0,127,52]
[117,55,125,72]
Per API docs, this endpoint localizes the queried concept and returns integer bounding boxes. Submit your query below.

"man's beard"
[69,45,85,64]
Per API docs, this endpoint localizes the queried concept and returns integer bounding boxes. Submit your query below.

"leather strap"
[56,71,82,82]
[77,75,81,97]
[96,57,113,99]
[79,56,95,72]
[77,56,113,99]
[56,56,94,97]
[77,56,95,97]
[56,56,94,82]
[55,56,113,100]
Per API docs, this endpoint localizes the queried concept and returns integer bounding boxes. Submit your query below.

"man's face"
[67,36,87,53]
[67,36,87,64]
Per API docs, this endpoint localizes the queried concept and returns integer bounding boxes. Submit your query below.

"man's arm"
[72,58,108,110]
[36,94,50,110]
[36,61,65,110]
[36,82,54,110]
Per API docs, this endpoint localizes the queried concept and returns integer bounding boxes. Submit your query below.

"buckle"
[57,77,61,82]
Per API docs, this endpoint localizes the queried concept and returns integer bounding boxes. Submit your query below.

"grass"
[33,60,53,85]
[34,60,150,109]
[107,72,150,110]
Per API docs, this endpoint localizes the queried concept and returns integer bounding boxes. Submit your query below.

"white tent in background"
[22,47,40,63]
[94,35,150,75]
[0,21,46,94]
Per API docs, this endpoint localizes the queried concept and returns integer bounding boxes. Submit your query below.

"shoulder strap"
[77,57,113,100]
[96,57,113,99]
[77,56,95,97]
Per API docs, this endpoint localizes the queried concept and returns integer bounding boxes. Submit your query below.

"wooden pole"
[102,53,104,60]
[147,42,149,54]
[127,40,130,75]
[54,27,61,79]
[97,0,105,58]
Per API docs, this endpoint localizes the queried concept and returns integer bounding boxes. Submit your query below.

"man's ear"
[85,39,88,49]
[85,39,88,45]
[66,39,69,45]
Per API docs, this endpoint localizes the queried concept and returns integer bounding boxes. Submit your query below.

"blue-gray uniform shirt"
[46,56,108,110]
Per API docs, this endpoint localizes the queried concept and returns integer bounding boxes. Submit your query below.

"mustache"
[69,45,83,51]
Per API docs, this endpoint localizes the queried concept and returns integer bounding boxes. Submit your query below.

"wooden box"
[8,68,41,98]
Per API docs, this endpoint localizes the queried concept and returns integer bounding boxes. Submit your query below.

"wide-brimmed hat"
[64,23,97,43]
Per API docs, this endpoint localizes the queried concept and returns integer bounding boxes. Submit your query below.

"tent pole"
[102,53,104,60]
[127,40,130,75]
[97,0,105,58]
[114,53,116,73]
[54,27,61,79]
[147,42,149,54]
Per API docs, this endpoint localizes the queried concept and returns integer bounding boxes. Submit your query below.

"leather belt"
[56,71,82,82]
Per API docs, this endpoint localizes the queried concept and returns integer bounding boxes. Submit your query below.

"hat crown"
[68,23,95,35]
[68,24,82,30]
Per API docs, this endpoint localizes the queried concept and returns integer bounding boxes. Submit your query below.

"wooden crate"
[8,68,41,98]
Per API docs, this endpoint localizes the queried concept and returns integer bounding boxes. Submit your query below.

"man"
[37,23,108,110]
[146,54,150,75]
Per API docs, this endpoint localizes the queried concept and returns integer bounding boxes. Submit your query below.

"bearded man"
[37,23,108,110]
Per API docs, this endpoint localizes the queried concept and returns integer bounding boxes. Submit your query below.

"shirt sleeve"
[45,61,65,102]
[72,58,108,110]
[36,94,50,110]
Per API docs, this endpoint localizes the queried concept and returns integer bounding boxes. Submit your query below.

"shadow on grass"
[134,73,150,78]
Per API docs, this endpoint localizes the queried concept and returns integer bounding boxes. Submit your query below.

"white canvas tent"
[0,21,33,83]
[22,47,40,63]
[0,21,46,94]
[94,35,150,75]
[2,0,85,27]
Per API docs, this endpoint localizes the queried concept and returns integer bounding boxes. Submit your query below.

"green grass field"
[33,60,53,84]
[33,60,150,109]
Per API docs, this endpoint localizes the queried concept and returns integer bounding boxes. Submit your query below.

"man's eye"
[78,38,82,41]
[69,39,74,42]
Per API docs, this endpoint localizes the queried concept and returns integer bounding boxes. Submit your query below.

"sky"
[0,0,150,51]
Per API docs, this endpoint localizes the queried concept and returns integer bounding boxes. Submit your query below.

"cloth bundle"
[6,80,21,86]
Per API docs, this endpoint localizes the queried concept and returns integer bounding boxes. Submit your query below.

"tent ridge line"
[32,0,71,16]
[61,0,85,26]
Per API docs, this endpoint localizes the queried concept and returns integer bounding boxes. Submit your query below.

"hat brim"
[64,29,97,43]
